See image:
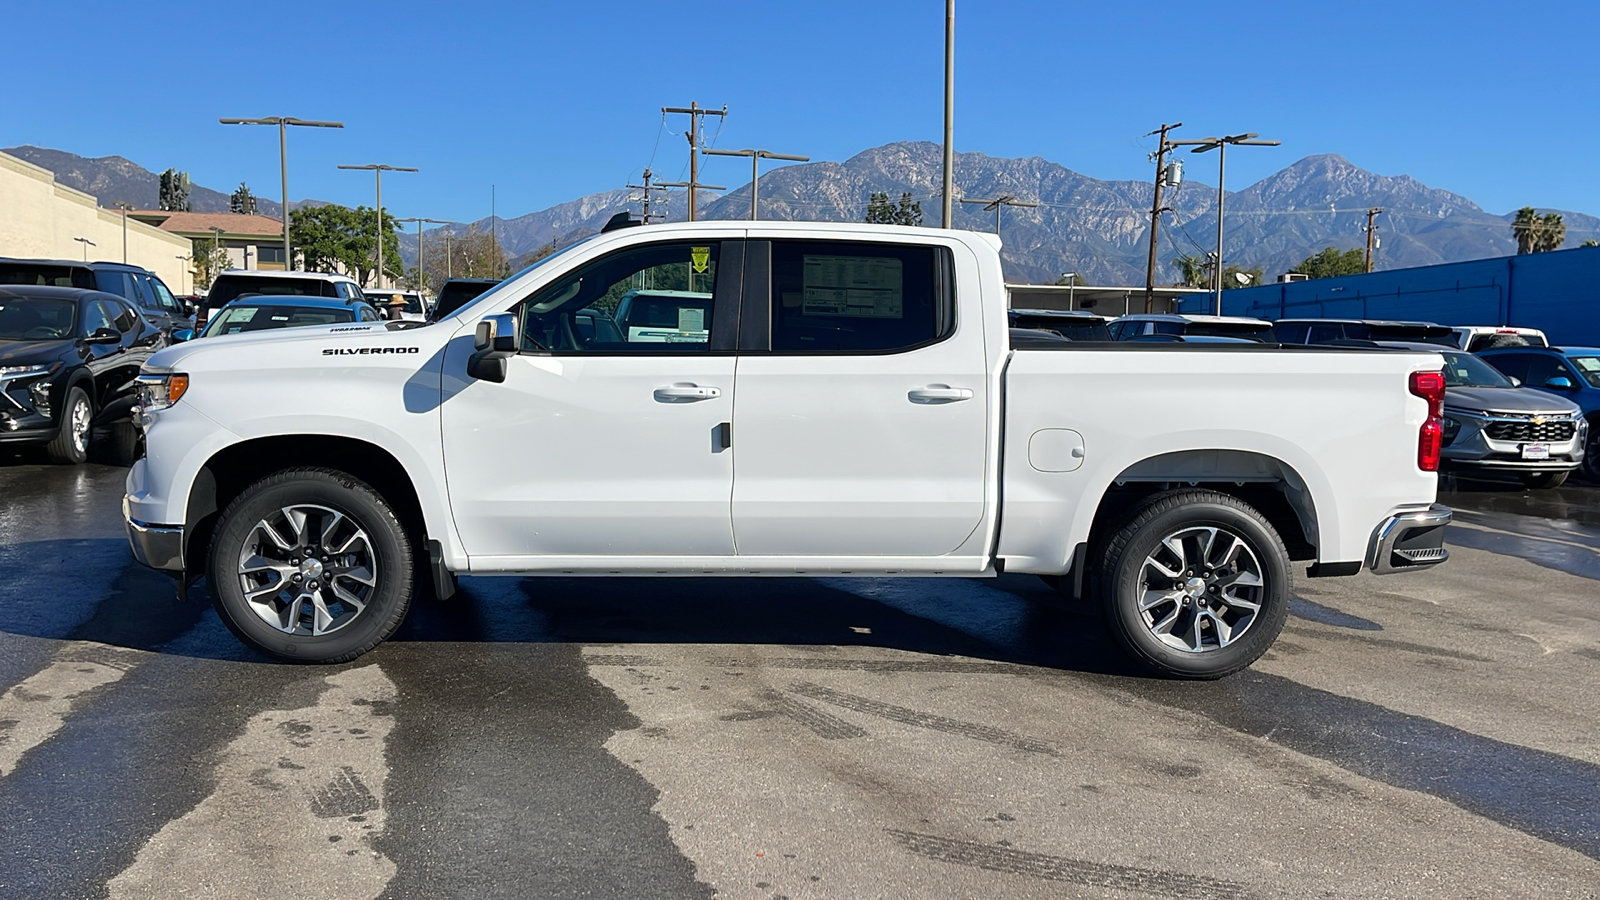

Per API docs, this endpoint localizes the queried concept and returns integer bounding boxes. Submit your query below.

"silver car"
[1384,342,1586,488]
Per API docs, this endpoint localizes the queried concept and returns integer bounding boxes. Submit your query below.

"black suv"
[0,258,192,343]
[0,286,165,463]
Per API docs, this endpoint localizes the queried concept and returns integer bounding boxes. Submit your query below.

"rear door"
[730,238,988,557]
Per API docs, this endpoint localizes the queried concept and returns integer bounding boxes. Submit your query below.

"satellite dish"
[1234,271,1253,285]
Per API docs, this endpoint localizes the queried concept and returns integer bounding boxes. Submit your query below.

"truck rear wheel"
[1097,490,1289,680]
[208,468,413,663]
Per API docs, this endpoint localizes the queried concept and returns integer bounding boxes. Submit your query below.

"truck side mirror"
[468,313,517,384]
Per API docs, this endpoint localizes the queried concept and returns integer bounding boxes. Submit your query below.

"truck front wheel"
[208,468,414,663]
[1097,490,1289,680]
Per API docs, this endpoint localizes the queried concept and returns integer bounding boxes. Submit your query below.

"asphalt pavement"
[1,453,1597,899]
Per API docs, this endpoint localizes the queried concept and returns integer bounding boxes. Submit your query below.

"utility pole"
[942,0,955,228]
[219,116,345,270]
[1171,132,1280,315]
[338,163,419,289]
[1364,207,1383,273]
[661,102,728,220]
[702,148,810,219]
[959,194,1038,242]
[1142,122,1182,313]
[626,169,670,224]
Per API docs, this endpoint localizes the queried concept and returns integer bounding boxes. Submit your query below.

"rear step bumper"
[1368,504,1453,574]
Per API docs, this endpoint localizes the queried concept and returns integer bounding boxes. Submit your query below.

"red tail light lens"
[1410,370,1446,471]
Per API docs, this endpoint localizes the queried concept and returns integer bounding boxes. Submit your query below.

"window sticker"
[1574,357,1599,372]
[678,307,705,333]
[801,255,903,319]
[690,247,710,274]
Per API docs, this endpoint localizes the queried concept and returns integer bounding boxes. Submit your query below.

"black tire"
[109,419,142,465]
[1522,470,1569,490]
[45,386,91,465]
[1583,431,1600,483]
[1097,489,1290,680]
[208,467,413,663]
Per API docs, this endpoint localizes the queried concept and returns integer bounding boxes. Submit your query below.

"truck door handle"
[908,385,973,404]
[654,383,722,402]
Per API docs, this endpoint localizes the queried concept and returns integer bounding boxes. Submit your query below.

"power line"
[661,101,727,221]
[626,168,669,224]
[958,194,1038,242]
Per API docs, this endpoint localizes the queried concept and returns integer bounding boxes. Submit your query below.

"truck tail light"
[1410,370,1446,472]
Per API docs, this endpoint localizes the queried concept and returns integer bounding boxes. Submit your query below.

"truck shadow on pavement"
[0,536,1140,675]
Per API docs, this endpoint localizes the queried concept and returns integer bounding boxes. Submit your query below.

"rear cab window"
[764,241,951,353]
[208,276,340,308]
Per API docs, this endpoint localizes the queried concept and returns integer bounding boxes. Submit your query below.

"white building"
[0,150,193,290]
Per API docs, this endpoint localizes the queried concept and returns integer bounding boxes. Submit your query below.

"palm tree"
[1172,253,1210,288]
[1512,207,1540,254]
[1535,213,1566,252]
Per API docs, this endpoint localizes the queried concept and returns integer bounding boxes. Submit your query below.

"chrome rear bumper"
[1368,504,1452,574]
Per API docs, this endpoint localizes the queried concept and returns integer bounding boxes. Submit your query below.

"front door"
[442,238,743,564]
[731,238,989,557]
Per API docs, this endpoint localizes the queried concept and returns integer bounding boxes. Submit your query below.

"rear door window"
[766,241,950,353]
[94,271,133,300]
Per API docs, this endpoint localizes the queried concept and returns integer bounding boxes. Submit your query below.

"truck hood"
[1445,385,1582,416]
[141,320,445,373]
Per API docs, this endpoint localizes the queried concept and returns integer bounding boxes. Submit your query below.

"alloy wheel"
[236,504,378,636]
[1136,526,1265,653]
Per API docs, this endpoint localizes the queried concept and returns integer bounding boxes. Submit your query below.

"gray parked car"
[1382,342,1587,488]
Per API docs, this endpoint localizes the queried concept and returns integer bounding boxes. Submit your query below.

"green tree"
[189,237,230,290]
[864,191,923,226]
[1221,264,1265,289]
[1512,206,1567,254]
[1536,212,1566,252]
[159,169,191,212]
[229,182,258,215]
[289,204,403,287]
[1292,246,1367,280]
[1172,254,1209,288]
[1582,239,1599,248]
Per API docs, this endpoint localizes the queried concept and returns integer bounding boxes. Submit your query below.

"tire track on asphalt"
[790,682,1060,756]
[886,829,1251,899]
[108,665,398,900]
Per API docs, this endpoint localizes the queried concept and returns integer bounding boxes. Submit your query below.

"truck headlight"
[135,373,190,412]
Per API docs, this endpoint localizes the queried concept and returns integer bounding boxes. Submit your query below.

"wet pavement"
[1,454,1597,898]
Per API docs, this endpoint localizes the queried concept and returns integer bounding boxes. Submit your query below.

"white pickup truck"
[124,222,1452,679]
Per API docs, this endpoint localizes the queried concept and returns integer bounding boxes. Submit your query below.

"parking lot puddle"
[1446,521,1600,581]
[0,642,140,779]
[106,665,398,900]
[1289,597,1383,630]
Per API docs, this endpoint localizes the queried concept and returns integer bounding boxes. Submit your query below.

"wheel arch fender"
[184,433,459,573]
[1072,445,1331,565]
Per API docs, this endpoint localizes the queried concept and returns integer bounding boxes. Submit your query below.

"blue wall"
[1178,245,1600,346]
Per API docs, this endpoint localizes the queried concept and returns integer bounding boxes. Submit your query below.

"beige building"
[0,150,192,291]
[128,211,288,274]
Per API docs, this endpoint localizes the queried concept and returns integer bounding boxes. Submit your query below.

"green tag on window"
[690,246,710,274]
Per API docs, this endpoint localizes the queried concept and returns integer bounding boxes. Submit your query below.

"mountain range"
[10,141,1597,286]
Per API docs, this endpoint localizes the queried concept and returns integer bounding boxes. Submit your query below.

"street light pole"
[702,148,811,219]
[219,116,345,271]
[338,164,419,289]
[1172,132,1280,315]
[942,0,955,228]
[959,194,1038,243]
[73,237,95,261]
[112,201,133,262]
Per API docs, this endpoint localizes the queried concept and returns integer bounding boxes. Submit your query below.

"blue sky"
[4,0,1596,224]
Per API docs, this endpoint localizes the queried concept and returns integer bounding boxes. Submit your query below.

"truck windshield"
[208,277,339,307]
[1441,351,1514,388]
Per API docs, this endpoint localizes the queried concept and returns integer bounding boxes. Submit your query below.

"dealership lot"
[0,458,1596,899]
